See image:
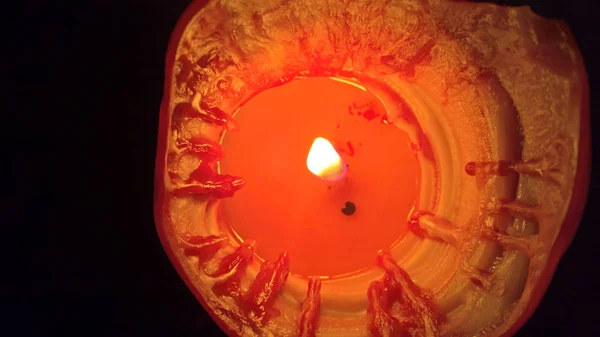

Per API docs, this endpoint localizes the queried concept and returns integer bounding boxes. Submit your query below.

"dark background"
[6,0,599,336]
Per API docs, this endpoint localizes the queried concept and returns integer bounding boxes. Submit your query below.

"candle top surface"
[220,77,420,277]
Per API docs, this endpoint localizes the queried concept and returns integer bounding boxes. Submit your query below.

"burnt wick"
[341,201,356,216]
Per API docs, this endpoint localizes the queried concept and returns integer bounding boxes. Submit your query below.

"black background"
[6,0,600,336]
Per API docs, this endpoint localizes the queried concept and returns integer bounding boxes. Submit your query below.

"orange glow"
[306,137,347,181]
[220,77,420,276]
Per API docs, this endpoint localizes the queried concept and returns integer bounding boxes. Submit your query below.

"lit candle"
[306,137,347,181]
[155,0,589,336]
[220,77,421,277]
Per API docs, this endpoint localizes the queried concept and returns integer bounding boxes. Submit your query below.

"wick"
[341,201,356,216]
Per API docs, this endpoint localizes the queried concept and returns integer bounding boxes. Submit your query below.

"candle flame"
[306,137,347,181]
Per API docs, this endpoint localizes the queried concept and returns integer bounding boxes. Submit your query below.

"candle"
[155,0,589,336]
[219,77,421,277]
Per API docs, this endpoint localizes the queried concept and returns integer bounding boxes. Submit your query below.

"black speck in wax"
[341,201,356,216]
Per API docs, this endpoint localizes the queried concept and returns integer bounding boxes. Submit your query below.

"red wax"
[220,77,420,276]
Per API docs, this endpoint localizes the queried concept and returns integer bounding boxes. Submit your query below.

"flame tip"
[306,137,347,181]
